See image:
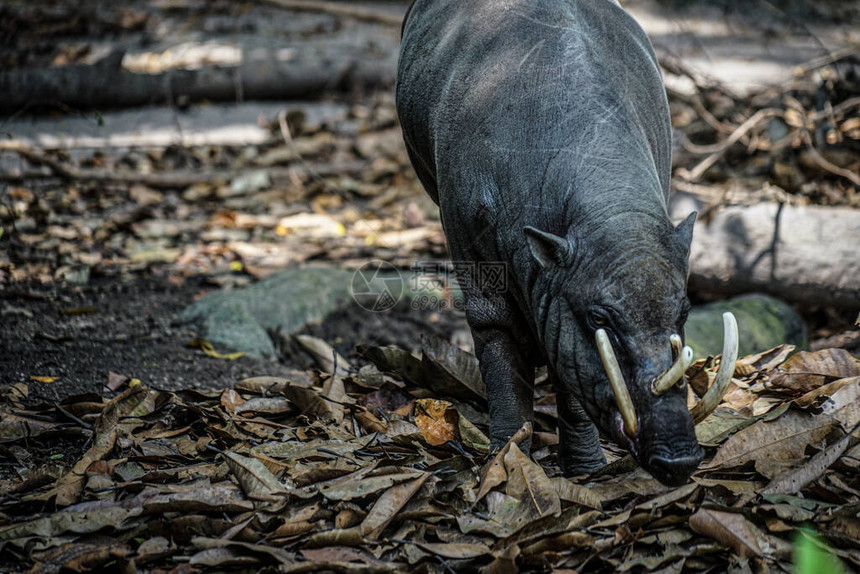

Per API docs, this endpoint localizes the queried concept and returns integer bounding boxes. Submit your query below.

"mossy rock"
[179,266,354,359]
[685,294,807,358]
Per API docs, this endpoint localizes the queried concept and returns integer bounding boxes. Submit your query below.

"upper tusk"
[651,341,694,396]
[691,312,739,423]
[670,334,682,358]
[595,329,638,437]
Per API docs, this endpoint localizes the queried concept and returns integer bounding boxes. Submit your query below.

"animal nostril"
[647,452,703,486]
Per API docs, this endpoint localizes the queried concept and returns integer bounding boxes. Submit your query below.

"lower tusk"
[691,312,739,423]
[595,329,637,437]
[651,342,694,396]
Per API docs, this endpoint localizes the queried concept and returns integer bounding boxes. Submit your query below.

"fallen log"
[670,192,860,308]
[0,42,395,114]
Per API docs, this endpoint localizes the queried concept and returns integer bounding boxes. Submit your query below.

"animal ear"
[524,226,573,268]
[674,212,696,258]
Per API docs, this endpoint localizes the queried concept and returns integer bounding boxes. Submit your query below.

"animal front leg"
[555,387,606,475]
[471,325,535,452]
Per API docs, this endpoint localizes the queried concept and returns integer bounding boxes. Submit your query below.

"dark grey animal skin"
[396,0,702,486]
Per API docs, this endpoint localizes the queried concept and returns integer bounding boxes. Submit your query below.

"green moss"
[685,294,807,357]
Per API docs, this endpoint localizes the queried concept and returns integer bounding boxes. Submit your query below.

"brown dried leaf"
[762,430,854,496]
[549,477,602,510]
[222,451,289,501]
[504,443,560,518]
[414,541,491,559]
[414,398,457,446]
[221,388,245,412]
[0,506,136,540]
[44,385,152,505]
[703,410,834,471]
[420,335,486,404]
[769,349,860,393]
[360,472,429,539]
[30,538,133,572]
[688,508,763,558]
[321,470,424,501]
[475,423,532,502]
[793,376,859,409]
[355,408,388,433]
[736,345,796,374]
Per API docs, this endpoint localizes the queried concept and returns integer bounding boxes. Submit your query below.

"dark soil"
[0,273,469,403]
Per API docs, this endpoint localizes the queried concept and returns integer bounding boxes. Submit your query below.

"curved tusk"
[595,329,637,437]
[651,342,694,396]
[670,334,682,358]
[691,312,739,423]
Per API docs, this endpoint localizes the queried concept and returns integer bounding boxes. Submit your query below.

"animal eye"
[588,309,612,331]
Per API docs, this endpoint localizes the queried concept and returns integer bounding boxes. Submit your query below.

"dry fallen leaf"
[414,398,457,446]
[761,430,855,496]
[475,422,533,502]
[360,473,429,539]
[769,349,860,393]
[689,508,763,558]
[550,476,602,509]
[703,409,835,472]
[222,451,289,501]
[504,443,561,519]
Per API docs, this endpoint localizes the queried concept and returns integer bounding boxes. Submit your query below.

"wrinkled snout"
[594,314,738,485]
[638,397,703,486]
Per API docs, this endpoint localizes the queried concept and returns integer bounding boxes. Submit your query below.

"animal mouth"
[594,311,739,439]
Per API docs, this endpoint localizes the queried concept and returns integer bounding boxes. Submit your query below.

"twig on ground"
[801,131,860,187]
[793,45,860,76]
[679,108,784,181]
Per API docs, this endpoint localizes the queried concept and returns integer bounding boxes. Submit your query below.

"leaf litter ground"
[1,4,859,572]
[1,338,859,573]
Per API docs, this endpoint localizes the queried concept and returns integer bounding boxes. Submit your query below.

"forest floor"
[0,0,859,572]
